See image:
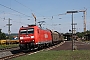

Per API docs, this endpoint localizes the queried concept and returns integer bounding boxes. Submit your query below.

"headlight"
[31,36,34,38]
[32,40,34,41]
[21,41,22,43]
[20,37,23,39]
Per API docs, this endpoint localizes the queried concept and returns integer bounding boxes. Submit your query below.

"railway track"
[0,41,65,60]
[0,52,26,60]
[0,47,20,52]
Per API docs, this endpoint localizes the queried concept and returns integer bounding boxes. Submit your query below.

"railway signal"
[67,11,78,51]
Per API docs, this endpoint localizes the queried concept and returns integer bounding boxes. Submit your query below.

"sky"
[0,0,90,33]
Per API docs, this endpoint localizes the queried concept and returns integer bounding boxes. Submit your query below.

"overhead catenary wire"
[0,3,32,18]
[0,11,32,28]
[14,0,62,20]
[0,1,67,29]
[14,0,47,19]
[0,11,22,19]
[14,0,33,12]
[0,4,33,25]
[14,0,69,21]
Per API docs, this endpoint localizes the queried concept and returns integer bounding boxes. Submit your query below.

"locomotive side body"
[37,28,52,45]
[19,25,52,50]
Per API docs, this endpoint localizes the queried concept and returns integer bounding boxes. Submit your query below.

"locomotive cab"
[19,26,36,50]
[19,28,34,44]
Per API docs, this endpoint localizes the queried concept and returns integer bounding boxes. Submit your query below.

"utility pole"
[6,18,12,41]
[73,23,77,34]
[73,23,77,46]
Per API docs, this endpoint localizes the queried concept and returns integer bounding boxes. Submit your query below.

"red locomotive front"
[19,25,52,50]
[19,28,35,44]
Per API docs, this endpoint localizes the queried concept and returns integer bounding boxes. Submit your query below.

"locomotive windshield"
[27,28,34,34]
[20,28,34,34]
[20,30,27,34]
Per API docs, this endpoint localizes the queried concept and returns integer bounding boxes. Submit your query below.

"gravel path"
[0,51,13,58]
[51,41,90,50]
[0,48,21,59]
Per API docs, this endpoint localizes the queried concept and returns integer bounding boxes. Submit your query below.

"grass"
[0,44,19,49]
[13,50,90,60]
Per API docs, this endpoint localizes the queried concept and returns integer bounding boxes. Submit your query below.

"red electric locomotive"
[19,25,52,50]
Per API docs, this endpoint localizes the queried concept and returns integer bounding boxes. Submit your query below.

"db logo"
[44,34,48,38]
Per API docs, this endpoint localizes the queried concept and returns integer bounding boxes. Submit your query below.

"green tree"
[76,30,90,38]
[0,30,6,40]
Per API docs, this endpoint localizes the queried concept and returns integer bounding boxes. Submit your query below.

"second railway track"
[0,47,20,52]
